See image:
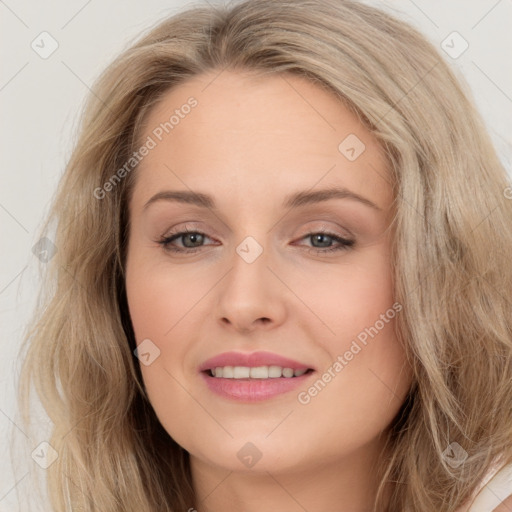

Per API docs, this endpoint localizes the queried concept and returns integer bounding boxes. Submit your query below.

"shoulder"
[467,461,512,512]
[492,493,512,512]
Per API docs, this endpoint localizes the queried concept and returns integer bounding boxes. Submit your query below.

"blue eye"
[157,229,355,254]
[158,229,213,254]
[301,232,355,253]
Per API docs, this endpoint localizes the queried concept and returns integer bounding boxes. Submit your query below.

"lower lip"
[200,370,315,402]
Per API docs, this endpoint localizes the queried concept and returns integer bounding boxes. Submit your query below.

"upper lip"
[198,351,315,372]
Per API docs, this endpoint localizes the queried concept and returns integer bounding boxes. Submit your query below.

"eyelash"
[157,227,355,255]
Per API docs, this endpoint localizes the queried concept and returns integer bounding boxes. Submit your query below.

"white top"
[456,462,512,512]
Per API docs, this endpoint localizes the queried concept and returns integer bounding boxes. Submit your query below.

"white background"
[1,0,511,510]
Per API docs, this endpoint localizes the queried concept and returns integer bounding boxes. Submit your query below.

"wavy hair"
[18,0,512,510]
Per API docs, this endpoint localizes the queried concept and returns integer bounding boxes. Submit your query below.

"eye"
[297,231,355,254]
[157,227,215,254]
[156,227,355,255]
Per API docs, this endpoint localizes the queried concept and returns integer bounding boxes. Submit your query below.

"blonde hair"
[18,0,512,510]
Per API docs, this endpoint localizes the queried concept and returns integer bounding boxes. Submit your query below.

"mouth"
[198,351,316,401]
[200,365,316,402]
[203,366,315,379]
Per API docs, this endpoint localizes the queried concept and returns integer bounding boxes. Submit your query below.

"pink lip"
[198,351,314,372]
[198,351,315,402]
[201,371,314,402]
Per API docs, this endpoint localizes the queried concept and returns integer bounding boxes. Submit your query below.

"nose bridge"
[227,233,272,295]
[224,201,275,276]
[224,203,291,287]
[235,234,266,266]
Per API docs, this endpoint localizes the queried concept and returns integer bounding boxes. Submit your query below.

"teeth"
[233,366,250,379]
[282,367,294,378]
[210,366,309,379]
[251,366,268,378]
[268,365,282,378]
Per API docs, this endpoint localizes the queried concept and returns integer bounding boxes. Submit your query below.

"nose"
[215,241,287,334]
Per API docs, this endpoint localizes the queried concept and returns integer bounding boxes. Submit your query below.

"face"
[125,69,412,478]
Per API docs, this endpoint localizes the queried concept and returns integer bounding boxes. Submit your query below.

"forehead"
[131,69,393,214]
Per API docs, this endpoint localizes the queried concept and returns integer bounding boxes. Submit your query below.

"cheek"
[125,254,208,346]
[295,242,396,341]
[125,256,208,439]
[292,266,409,457]
[290,245,409,441]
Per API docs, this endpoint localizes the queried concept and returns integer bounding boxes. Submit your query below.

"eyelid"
[160,221,210,238]
[160,219,353,238]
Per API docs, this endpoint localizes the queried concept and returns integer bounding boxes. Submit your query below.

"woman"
[19,0,512,511]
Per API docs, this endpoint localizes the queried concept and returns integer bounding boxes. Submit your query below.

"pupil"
[313,234,331,248]
[185,233,202,247]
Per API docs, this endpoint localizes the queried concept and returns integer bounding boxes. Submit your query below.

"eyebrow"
[143,186,381,212]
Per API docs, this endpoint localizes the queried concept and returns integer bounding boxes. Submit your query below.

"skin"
[125,69,414,512]
[494,495,512,512]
